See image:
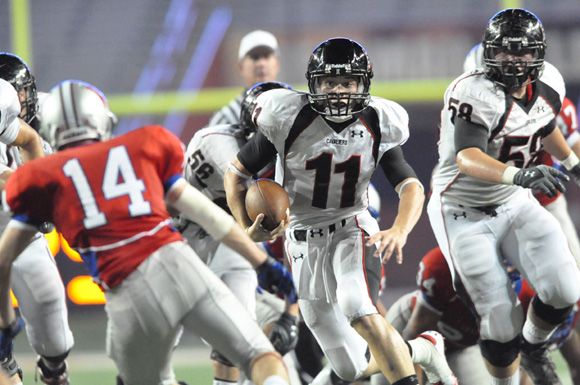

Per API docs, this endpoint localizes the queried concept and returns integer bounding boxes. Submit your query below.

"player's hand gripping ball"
[245,179,289,231]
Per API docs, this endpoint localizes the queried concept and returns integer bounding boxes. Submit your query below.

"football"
[245,179,289,231]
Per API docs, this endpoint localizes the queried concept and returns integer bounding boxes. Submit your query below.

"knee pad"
[210,349,235,367]
[532,296,573,325]
[479,337,519,367]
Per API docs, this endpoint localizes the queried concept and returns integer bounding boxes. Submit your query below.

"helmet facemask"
[483,41,544,91]
[308,73,370,117]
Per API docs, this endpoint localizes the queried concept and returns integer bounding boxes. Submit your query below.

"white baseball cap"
[238,30,279,61]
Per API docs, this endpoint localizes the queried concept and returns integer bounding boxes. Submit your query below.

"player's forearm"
[402,303,441,340]
[456,147,509,184]
[392,182,424,235]
[224,158,253,229]
[220,224,267,268]
[542,128,573,162]
[13,120,44,161]
[0,224,35,327]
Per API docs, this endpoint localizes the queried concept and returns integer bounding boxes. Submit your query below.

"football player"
[0,53,66,385]
[209,30,280,126]
[373,247,580,385]
[463,44,580,267]
[178,81,301,385]
[224,37,457,385]
[0,80,297,385]
[428,9,580,385]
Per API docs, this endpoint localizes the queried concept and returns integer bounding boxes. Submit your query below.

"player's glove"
[256,256,297,304]
[269,312,299,356]
[513,165,569,197]
[0,317,24,360]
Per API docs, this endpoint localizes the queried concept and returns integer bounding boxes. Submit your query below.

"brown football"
[245,179,289,231]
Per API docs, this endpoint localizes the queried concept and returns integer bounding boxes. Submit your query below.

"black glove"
[256,256,297,304]
[569,164,580,186]
[513,165,569,197]
[0,317,24,360]
[269,312,299,355]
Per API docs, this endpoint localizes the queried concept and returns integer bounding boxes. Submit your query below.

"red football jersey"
[5,125,184,288]
[534,97,579,206]
[416,247,479,350]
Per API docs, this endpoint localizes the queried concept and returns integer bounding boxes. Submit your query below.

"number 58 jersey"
[255,89,410,227]
[432,62,565,207]
[4,125,185,288]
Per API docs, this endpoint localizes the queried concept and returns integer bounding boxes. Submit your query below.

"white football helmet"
[39,80,117,150]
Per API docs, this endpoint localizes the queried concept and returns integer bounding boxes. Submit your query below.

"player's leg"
[10,236,73,384]
[176,242,288,385]
[446,346,490,385]
[501,197,580,384]
[543,195,580,268]
[429,197,524,383]
[208,243,258,385]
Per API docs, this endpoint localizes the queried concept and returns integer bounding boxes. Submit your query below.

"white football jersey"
[0,78,22,145]
[255,89,409,227]
[184,124,246,207]
[432,62,565,206]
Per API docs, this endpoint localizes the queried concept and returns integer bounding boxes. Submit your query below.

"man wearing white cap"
[209,30,280,126]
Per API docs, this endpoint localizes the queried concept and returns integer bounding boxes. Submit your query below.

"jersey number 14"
[63,145,152,229]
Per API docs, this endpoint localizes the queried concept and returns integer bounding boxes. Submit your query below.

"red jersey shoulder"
[417,247,455,310]
[558,97,578,139]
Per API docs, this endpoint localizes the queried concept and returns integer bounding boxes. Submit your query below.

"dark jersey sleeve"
[379,146,417,188]
[454,118,489,154]
[237,132,278,175]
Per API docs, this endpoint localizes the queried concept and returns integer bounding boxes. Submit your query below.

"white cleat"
[415,331,458,385]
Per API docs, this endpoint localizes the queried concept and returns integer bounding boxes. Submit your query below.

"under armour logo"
[535,105,546,113]
[292,253,304,262]
[452,211,467,220]
[309,229,324,237]
[351,130,364,138]
[524,170,536,177]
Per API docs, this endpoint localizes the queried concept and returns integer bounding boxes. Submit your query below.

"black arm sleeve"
[454,118,489,154]
[539,117,557,138]
[379,146,418,188]
[237,132,278,175]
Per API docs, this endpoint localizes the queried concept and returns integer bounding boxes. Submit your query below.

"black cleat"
[36,357,70,385]
[520,340,562,385]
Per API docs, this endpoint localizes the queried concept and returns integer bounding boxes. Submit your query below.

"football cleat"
[36,357,70,385]
[520,341,562,385]
[0,353,22,380]
[415,331,458,385]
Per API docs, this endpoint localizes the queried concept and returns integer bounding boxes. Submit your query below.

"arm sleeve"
[454,118,489,154]
[151,126,185,192]
[379,146,418,188]
[538,117,557,138]
[237,132,278,175]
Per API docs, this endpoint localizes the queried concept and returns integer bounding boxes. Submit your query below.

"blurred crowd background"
[0,0,579,305]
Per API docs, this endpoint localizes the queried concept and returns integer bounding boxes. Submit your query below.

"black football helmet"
[240,81,292,137]
[0,53,38,123]
[482,9,546,91]
[305,38,373,117]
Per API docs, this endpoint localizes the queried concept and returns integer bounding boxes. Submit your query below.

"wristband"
[501,166,520,185]
[561,152,580,171]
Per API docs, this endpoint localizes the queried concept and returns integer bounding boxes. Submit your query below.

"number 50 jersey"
[4,125,185,289]
[432,62,565,207]
[254,89,410,227]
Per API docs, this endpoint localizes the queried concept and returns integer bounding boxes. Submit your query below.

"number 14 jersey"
[4,125,184,288]
[254,89,410,227]
[432,62,565,207]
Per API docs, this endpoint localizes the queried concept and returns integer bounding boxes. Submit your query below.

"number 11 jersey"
[4,125,184,288]
[254,89,410,227]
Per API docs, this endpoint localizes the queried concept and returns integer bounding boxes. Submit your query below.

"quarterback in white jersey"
[226,38,457,385]
[0,53,56,385]
[428,9,580,385]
